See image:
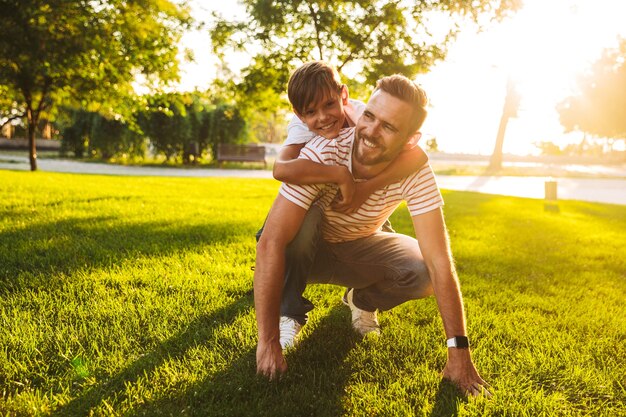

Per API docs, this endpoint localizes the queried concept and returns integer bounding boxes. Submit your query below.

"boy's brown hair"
[287,61,343,115]
[375,74,428,132]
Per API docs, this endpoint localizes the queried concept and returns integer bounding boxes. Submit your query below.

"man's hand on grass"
[256,341,287,380]
[443,348,492,397]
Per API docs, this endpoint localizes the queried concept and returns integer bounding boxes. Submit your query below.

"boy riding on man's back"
[272,61,429,207]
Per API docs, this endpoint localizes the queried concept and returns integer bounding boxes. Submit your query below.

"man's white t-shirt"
[283,99,366,147]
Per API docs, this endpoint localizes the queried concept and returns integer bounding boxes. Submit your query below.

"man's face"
[296,86,348,139]
[354,90,417,166]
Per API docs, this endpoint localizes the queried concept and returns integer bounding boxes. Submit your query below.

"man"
[254,74,489,396]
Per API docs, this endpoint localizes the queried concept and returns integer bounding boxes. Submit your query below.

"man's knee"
[397,259,433,297]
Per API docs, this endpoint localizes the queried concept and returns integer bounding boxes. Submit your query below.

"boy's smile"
[296,86,349,139]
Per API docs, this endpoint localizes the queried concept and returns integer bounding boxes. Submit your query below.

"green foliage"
[206,103,247,159]
[0,84,23,129]
[211,0,521,108]
[557,39,626,140]
[139,93,219,163]
[89,114,145,161]
[231,57,290,143]
[56,93,248,164]
[59,109,145,160]
[59,109,92,158]
[140,94,194,162]
[0,0,191,169]
[0,171,625,415]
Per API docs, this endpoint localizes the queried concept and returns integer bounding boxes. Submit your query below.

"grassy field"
[0,170,624,417]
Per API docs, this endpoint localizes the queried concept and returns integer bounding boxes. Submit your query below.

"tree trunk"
[27,107,38,171]
[488,112,508,172]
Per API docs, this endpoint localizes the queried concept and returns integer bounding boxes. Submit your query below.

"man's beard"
[354,133,395,166]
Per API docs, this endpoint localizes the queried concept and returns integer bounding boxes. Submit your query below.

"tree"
[206,103,247,160]
[89,114,145,161]
[488,77,520,171]
[0,0,190,170]
[139,93,195,162]
[211,0,521,110]
[557,39,626,150]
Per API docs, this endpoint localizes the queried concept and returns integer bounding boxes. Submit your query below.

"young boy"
[273,61,429,210]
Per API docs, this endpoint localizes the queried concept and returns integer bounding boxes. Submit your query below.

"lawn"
[0,170,624,417]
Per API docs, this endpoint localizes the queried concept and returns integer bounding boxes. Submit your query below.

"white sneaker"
[279,316,302,349]
[342,288,380,336]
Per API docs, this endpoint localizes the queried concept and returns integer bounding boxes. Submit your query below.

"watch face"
[448,336,470,348]
[455,336,469,348]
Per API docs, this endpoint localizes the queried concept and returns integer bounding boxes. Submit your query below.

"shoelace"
[352,309,378,330]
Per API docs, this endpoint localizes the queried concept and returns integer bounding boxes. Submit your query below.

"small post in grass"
[544,177,559,212]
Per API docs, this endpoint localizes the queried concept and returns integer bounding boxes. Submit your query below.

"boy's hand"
[333,181,372,213]
[333,166,355,207]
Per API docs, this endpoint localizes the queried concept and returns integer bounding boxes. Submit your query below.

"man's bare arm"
[254,195,307,379]
[412,208,490,396]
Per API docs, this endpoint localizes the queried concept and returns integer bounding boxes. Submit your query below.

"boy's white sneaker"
[279,316,302,349]
[342,288,380,336]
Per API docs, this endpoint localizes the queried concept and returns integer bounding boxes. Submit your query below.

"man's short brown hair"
[374,75,428,132]
[288,61,343,115]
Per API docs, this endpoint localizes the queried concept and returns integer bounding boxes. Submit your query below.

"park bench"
[217,143,267,168]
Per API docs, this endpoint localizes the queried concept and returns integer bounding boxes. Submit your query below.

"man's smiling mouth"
[362,137,378,148]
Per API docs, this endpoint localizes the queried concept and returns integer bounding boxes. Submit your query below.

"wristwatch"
[446,336,470,349]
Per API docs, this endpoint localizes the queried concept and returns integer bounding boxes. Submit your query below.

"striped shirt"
[279,128,444,243]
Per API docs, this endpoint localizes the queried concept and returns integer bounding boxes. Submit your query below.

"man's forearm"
[254,241,286,344]
[253,195,308,378]
[428,265,467,338]
[412,210,467,339]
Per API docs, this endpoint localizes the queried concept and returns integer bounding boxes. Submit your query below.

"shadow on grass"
[430,379,468,417]
[130,306,359,417]
[52,293,255,416]
[0,215,255,293]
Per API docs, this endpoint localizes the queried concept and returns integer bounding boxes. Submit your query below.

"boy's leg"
[280,206,324,324]
[312,232,432,312]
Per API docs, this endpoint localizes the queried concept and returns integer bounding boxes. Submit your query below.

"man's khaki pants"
[282,207,433,324]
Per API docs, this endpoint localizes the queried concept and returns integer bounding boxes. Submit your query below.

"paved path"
[1,156,625,205]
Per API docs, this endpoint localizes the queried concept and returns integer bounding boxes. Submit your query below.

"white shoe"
[342,288,380,336]
[279,316,302,349]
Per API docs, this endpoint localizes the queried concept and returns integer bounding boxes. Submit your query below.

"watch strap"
[446,336,470,349]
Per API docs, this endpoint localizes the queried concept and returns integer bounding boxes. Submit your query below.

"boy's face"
[296,85,348,139]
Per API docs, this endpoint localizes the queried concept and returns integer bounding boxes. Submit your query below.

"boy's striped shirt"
[279,128,443,243]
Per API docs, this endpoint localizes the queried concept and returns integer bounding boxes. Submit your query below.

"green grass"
[0,170,624,417]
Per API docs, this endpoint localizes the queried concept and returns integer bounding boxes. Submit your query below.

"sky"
[175,0,626,155]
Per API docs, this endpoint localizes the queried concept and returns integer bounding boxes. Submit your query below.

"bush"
[60,110,144,160]
[206,103,247,161]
